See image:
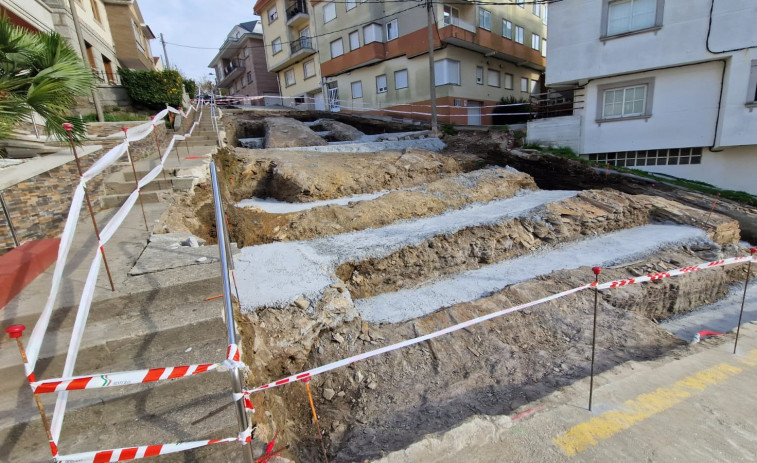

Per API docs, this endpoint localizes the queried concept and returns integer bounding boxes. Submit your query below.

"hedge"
[183,79,197,98]
[118,68,183,110]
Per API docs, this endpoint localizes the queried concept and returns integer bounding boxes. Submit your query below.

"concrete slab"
[129,237,238,276]
[0,145,102,190]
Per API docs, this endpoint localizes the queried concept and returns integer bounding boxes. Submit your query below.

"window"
[272,37,282,54]
[284,69,295,86]
[364,23,382,44]
[386,19,398,41]
[346,0,356,10]
[376,74,387,93]
[503,20,513,39]
[434,59,460,85]
[515,26,524,44]
[324,2,336,23]
[520,77,529,92]
[504,73,513,89]
[247,71,252,84]
[531,79,539,93]
[476,66,484,84]
[533,2,541,17]
[303,59,315,79]
[748,59,757,104]
[351,81,363,98]
[243,47,250,58]
[597,78,655,120]
[588,148,702,167]
[443,6,459,26]
[267,6,278,23]
[542,39,547,57]
[531,33,541,50]
[517,1,525,8]
[395,69,408,89]
[349,30,360,50]
[487,69,500,87]
[543,4,548,25]
[330,38,344,58]
[90,0,101,22]
[479,8,491,30]
[603,0,662,37]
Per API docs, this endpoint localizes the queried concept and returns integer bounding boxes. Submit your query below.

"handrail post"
[209,162,254,463]
[0,190,19,248]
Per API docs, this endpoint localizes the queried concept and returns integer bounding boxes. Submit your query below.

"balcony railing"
[286,0,308,20]
[441,16,477,34]
[223,59,244,76]
[290,36,313,54]
[92,69,120,86]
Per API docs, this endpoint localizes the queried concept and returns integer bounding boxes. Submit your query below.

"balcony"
[286,0,309,28]
[440,16,476,34]
[269,36,316,72]
[437,23,545,70]
[321,41,386,77]
[218,59,245,88]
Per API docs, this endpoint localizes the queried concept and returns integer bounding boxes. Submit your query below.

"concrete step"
[105,177,195,194]
[100,190,166,208]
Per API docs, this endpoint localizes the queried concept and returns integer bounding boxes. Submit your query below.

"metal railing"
[530,89,583,119]
[290,35,313,54]
[209,161,254,463]
[0,190,19,248]
[286,0,308,20]
[440,16,477,33]
[223,59,244,77]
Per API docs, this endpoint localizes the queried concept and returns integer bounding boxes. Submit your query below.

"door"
[327,85,340,112]
[313,91,326,111]
[467,101,482,125]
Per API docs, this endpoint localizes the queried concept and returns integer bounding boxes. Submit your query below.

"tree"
[0,15,94,142]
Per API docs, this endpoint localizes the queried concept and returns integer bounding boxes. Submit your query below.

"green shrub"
[441,123,457,136]
[183,78,197,98]
[118,69,183,110]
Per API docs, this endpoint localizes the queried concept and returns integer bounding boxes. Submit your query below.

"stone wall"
[0,124,169,255]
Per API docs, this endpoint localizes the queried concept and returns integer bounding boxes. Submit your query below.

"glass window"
[303,59,315,78]
[520,77,528,92]
[542,39,547,57]
[504,73,513,89]
[434,59,460,85]
[515,26,524,44]
[386,19,398,41]
[395,69,408,89]
[602,84,647,118]
[349,30,360,50]
[607,0,657,36]
[267,6,278,23]
[443,6,459,26]
[531,79,540,93]
[531,33,541,50]
[246,71,252,84]
[376,74,387,93]
[479,9,491,30]
[272,37,282,54]
[543,4,548,24]
[351,81,363,98]
[330,38,344,58]
[503,20,513,39]
[476,66,483,84]
[533,2,541,17]
[324,2,336,23]
[346,0,356,11]
[487,69,500,87]
[284,69,295,86]
[364,23,383,44]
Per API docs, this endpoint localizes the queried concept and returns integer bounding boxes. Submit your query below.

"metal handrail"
[209,162,254,463]
[0,190,19,248]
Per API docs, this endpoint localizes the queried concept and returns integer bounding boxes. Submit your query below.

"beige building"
[209,20,280,103]
[102,0,158,72]
[253,0,325,109]
[0,0,55,32]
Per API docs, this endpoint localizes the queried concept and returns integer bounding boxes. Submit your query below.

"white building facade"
[530,0,757,195]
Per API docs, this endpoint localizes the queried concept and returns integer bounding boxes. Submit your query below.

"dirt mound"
[264,117,328,148]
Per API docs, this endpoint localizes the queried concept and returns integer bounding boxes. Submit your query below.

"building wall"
[225,36,281,98]
[102,1,155,70]
[0,0,55,32]
[527,115,582,153]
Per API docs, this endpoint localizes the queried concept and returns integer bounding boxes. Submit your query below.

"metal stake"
[209,162,254,463]
[589,266,601,411]
[734,248,756,354]
[304,378,329,463]
[703,193,721,228]
[122,128,149,232]
[63,124,115,291]
[0,190,19,247]
[6,325,58,457]
[151,117,168,183]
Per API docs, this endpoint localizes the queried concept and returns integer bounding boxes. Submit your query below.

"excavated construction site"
[157,109,756,462]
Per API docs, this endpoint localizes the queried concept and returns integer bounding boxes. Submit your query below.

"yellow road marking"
[553,350,757,456]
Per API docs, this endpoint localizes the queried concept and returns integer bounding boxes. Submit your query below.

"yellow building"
[254,0,325,110]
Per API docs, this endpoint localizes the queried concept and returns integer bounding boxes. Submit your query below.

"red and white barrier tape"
[54,426,253,462]
[245,253,754,395]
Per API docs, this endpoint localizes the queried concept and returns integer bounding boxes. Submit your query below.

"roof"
[239,20,259,33]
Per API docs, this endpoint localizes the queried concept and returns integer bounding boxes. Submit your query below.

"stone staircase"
[0,110,259,462]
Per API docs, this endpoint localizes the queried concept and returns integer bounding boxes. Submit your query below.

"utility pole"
[68,0,104,122]
[161,33,171,70]
[426,0,438,134]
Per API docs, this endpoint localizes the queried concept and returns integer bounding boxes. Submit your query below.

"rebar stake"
[734,248,756,354]
[63,123,115,291]
[6,325,58,457]
[122,127,149,232]
[303,378,329,463]
[704,192,721,228]
[589,266,601,411]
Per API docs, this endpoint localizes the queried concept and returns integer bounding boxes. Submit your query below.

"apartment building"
[529,0,757,195]
[102,0,158,72]
[0,0,55,32]
[253,0,324,109]
[314,0,547,124]
[209,20,280,103]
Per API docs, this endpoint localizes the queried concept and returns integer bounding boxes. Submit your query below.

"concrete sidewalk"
[376,322,757,463]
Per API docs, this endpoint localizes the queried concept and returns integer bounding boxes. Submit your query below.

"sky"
[138,0,259,83]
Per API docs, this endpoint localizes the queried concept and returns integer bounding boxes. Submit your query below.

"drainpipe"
[709,59,727,152]
[68,0,104,123]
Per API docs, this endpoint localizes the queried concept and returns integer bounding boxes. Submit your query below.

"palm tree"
[0,15,94,143]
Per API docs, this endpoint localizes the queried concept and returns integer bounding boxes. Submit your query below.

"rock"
[195,257,208,263]
[182,236,200,247]
[323,388,336,400]
[332,332,345,344]
[294,296,310,310]
[355,371,364,383]
[367,382,378,390]
[318,119,365,141]
[264,117,328,148]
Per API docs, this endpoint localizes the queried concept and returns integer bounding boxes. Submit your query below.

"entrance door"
[467,101,482,125]
[327,85,340,112]
[313,91,325,111]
